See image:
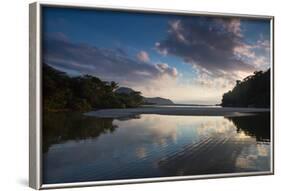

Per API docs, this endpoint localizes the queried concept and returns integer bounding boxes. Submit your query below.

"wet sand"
[84,106,270,118]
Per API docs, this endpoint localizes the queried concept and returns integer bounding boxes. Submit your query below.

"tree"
[43,63,144,111]
[221,69,270,108]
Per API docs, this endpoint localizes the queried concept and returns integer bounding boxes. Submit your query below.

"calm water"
[43,112,270,184]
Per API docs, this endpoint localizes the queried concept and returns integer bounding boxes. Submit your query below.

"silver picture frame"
[29,1,274,189]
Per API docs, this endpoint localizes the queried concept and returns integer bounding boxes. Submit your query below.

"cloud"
[43,16,270,105]
[137,50,150,62]
[233,44,256,58]
[156,63,178,78]
[43,33,178,90]
[155,17,270,82]
[217,18,242,37]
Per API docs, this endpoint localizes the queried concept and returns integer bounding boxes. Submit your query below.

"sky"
[42,7,271,104]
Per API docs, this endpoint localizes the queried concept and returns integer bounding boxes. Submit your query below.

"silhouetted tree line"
[221,69,270,108]
[43,64,144,111]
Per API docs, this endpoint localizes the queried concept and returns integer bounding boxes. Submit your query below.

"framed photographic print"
[29,2,274,189]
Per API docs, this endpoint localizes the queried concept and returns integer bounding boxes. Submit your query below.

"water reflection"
[43,112,270,184]
[156,114,270,176]
[226,113,270,142]
[43,112,117,153]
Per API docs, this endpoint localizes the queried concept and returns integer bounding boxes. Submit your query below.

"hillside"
[143,97,174,105]
[115,87,135,94]
[115,87,174,105]
[221,69,270,108]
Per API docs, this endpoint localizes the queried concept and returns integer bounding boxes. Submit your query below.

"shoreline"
[84,106,270,118]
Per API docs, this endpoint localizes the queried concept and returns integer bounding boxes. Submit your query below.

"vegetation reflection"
[225,113,270,142]
[43,112,117,153]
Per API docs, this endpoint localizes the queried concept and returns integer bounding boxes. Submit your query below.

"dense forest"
[221,69,270,108]
[43,64,144,111]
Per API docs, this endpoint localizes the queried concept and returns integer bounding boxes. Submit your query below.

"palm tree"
[110,81,119,91]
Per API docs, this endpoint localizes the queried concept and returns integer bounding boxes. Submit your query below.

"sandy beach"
[84,106,270,118]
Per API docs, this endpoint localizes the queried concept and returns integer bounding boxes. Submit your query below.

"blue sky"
[42,7,271,104]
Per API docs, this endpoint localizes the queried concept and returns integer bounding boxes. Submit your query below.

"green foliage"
[43,64,144,111]
[68,98,92,111]
[221,69,270,108]
[115,91,144,108]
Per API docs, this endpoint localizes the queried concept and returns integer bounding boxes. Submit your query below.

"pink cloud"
[137,51,150,62]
